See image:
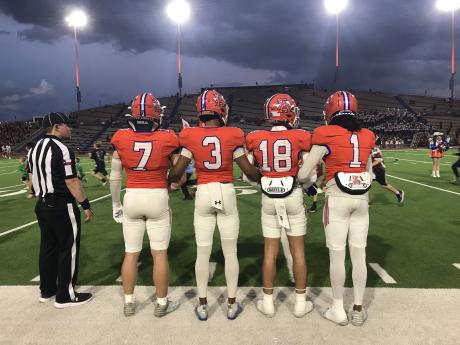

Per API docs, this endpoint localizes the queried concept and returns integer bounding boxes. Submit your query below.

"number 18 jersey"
[246,128,312,178]
[179,126,245,185]
[110,128,179,188]
[312,125,375,182]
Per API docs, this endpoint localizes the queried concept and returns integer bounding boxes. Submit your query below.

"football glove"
[112,203,123,223]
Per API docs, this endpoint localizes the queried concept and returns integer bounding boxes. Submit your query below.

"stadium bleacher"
[8,84,460,154]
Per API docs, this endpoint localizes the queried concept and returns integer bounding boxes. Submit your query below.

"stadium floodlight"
[166,1,191,97]
[65,10,88,28]
[436,0,460,100]
[436,0,460,12]
[324,0,349,14]
[166,0,191,24]
[325,0,349,82]
[65,10,88,111]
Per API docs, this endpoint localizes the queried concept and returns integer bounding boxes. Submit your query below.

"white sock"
[432,170,436,177]
[329,249,346,303]
[221,239,239,299]
[263,292,274,304]
[295,292,306,304]
[195,245,212,298]
[157,297,167,306]
[124,294,134,303]
[349,245,367,306]
[436,171,440,178]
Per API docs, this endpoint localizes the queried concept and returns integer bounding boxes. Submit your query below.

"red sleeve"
[232,128,245,149]
[298,130,312,152]
[312,127,329,146]
[168,131,180,154]
[245,131,256,152]
[178,128,191,148]
[110,131,121,150]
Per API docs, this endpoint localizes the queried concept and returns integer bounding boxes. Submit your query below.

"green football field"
[0,150,459,289]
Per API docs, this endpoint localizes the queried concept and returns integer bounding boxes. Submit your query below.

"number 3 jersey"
[245,128,312,178]
[312,125,375,182]
[179,126,245,185]
[110,128,179,188]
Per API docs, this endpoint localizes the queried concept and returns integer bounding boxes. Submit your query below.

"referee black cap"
[42,112,70,128]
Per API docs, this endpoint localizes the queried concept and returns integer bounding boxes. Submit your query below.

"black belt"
[39,194,74,207]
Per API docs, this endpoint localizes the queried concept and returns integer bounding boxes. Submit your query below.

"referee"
[28,112,94,308]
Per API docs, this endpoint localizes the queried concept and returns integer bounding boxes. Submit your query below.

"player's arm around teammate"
[245,94,314,319]
[169,90,260,321]
[109,92,180,318]
[298,91,375,327]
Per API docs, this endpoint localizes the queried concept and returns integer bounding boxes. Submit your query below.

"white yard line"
[386,157,453,165]
[0,184,24,190]
[369,263,397,284]
[0,171,16,176]
[0,190,124,238]
[453,263,460,270]
[30,275,40,282]
[386,174,460,196]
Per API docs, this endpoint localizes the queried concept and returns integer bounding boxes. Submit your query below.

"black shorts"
[373,166,387,186]
[93,166,108,176]
[21,176,28,182]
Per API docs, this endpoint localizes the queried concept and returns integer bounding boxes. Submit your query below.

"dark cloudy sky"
[0,0,458,120]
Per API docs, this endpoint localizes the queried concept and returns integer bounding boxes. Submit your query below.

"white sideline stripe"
[0,189,125,238]
[386,174,460,196]
[369,263,397,284]
[386,157,453,166]
[453,263,460,270]
[115,262,142,282]
[31,275,40,282]
[0,171,16,176]
[208,262,217,282]
[0,184,24,190]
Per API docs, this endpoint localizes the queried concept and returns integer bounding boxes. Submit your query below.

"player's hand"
[112,203,123,223]
[84,209,94,223]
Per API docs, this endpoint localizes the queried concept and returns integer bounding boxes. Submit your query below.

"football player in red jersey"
[169,90,260,321]
[109,93,180,318]
[245,93,314,318]
[297,91,375,326]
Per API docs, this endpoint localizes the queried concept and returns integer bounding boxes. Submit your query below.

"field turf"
[0,149,459,289]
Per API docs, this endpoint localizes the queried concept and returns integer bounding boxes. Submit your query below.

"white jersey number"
[133,142,153,171]
[349,134,362,168]
[203,136,222,170]
[259,139,292,172]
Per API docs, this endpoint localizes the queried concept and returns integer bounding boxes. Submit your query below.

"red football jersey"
[111,129,179,188]
[312,125,375,182]
[179,126,244,184]
[246,129,312,178]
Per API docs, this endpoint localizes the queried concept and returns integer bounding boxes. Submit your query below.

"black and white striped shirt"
[28,135,77,199]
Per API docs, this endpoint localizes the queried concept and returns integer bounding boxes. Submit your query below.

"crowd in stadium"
[0,121,39,148]
[356,108,432,146]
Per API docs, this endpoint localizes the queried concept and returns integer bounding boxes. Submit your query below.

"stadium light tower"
[65,10,88,111]
[325,0,349,82]
[166,0,191,97]
[436,0,460,101]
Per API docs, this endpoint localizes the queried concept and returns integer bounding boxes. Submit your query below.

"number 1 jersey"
[179,126,245,185]
[312,125,375,182]
[111,128,179,188]
[246,128,312,178]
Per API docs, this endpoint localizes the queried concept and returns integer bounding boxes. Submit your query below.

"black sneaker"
[54,292,93,309]
[39,293,55,303]
[396,190,404,204]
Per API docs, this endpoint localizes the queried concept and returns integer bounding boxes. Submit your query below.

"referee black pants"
[35,197,81,303]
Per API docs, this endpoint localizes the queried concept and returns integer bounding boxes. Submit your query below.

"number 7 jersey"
[312,125,375,182]
[179,126,245,184]
[246,128,312,178]
[110,128,179,188]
